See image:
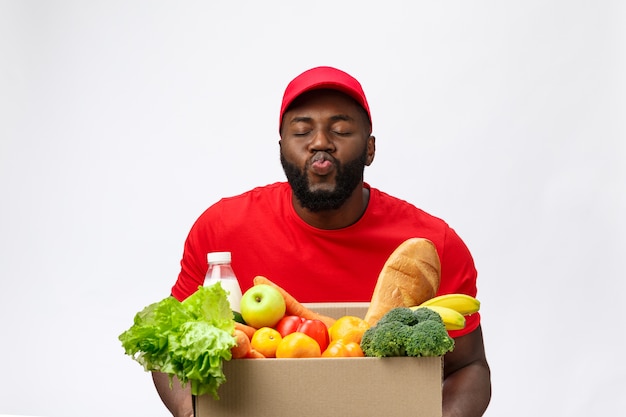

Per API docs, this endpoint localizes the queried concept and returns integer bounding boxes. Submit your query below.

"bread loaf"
[364,238,441,326]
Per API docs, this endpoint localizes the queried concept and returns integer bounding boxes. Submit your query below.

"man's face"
[279,89,374,212]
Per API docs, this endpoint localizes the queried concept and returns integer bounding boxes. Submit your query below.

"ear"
[365,135,376,166]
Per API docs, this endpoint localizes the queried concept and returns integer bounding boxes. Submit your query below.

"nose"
[308,129,336,153]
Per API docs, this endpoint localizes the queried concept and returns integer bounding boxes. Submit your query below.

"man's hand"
[442,325,491,417]
[152,372,194,417]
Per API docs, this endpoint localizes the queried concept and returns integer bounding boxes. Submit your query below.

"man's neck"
[292,185,370,230]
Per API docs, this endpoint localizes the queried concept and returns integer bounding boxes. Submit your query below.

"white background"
[1,1,624,416]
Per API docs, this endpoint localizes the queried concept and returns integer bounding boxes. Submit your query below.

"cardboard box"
[195,303,443,417]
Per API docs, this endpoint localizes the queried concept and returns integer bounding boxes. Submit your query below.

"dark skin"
[152,89,490,417]
[442,326,491,417]
[279,89,376,229]
[282,90,491,417]
[152,372,193,417]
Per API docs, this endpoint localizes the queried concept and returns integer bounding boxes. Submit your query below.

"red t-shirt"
[171,182,480,337]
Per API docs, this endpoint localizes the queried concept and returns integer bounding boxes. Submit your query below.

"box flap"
[302,302,370,319]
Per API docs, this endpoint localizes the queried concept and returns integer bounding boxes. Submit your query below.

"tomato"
[322,339,365,358]
[276,332,322,358]
[343,341,365,357]
[297,319,330,352]
[328,316,370,344]
[274,315,329,352]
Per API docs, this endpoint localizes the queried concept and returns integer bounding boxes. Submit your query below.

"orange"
[322,339,365,358]
[250,327,282,358]
[275,332,321,358]
[328,315,370,344]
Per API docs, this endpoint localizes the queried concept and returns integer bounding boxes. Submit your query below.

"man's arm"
[152,371,194,417]
[442,325,491,417]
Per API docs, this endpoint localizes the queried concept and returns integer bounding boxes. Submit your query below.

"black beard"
[280,148,367,212]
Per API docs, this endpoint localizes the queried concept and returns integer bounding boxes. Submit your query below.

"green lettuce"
[119,283,236,399]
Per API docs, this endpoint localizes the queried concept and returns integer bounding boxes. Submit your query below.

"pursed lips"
[309,152,335,176]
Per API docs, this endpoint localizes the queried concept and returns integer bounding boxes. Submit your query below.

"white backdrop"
[1,1,624,416]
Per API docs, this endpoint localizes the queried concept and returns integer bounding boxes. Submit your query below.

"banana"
[410,305,466,331]
[418,293,480,316]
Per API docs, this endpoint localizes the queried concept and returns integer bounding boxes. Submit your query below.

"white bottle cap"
[207,251,232,264]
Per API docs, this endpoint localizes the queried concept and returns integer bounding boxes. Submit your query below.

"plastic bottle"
[204,251,243,314]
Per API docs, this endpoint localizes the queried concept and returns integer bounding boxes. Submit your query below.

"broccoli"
[361,321,411,357]
[404,320,455,357]
[411,306,444,325]
[376,307,420,326]
[360,307,454,358]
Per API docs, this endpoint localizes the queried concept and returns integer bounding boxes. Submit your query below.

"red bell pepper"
[275,315,330,352]
[275,315,304,338]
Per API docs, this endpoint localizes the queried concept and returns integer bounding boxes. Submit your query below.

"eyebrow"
[329,114,355,122]
[289,114,355,125]
[289,116,313,125]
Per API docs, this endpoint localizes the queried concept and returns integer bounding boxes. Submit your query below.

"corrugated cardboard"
[195,303,443,417]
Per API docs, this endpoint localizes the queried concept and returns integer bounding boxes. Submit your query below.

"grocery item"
[205,251,243,315]
[364,238,441,326]
[417,293,480,315]
[253,276,336,328]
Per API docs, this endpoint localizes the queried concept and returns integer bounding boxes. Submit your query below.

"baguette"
[364,238,441,326]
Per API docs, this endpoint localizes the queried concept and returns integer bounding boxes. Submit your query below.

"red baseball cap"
[279,66,372,131]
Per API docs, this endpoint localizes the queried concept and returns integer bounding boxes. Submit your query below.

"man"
[153,66,491,417]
